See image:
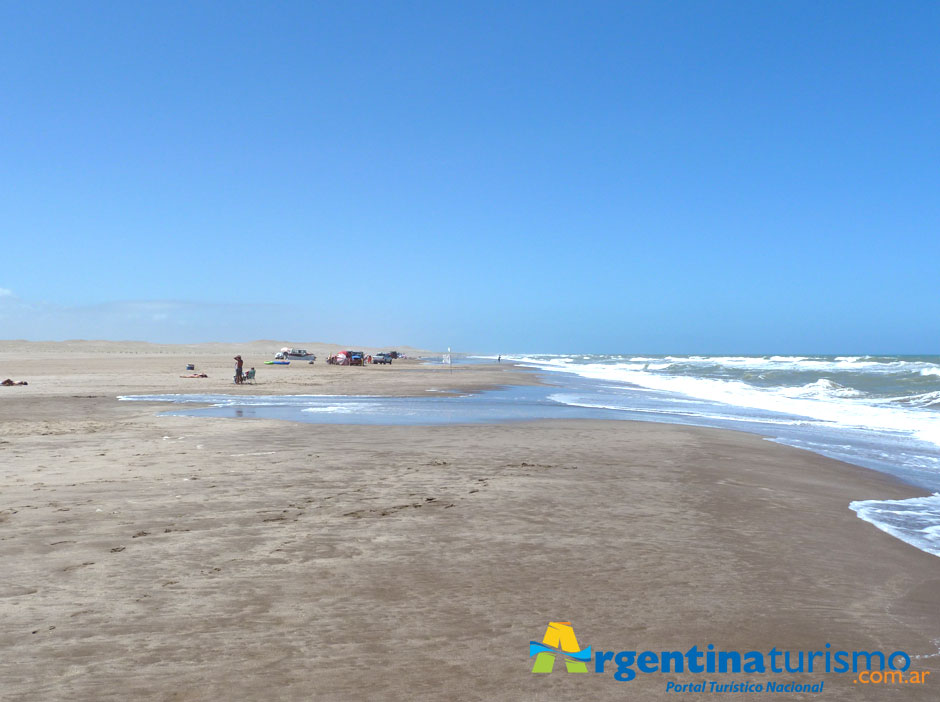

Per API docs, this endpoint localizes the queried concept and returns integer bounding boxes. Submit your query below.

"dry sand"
[1,342,938,701]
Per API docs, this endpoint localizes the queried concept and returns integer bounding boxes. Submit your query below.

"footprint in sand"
[63,562,95,572]
[0,585,38,597]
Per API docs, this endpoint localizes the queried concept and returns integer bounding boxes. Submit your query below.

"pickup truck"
[371,353,393,365]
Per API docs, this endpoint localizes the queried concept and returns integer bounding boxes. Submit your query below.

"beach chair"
[244,368,256,384]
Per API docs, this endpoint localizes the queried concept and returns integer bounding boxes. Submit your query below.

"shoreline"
[5,338,938,554]
[1,342,939,700]
[7,339,939,553]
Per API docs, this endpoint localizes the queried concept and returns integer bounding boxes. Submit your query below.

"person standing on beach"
[234,355,244,384]
[498,355,501,363]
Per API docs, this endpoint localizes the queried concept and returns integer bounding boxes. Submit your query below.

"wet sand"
[1,342,938,701]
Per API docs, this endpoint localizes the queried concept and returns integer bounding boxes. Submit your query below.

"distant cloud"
[0,288,12,297]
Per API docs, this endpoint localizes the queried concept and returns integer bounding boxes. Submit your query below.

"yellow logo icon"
[530,621,592,673]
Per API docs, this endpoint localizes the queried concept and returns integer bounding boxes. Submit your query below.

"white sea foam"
[850,495,940,557]
[888,390,940,407]
[509,353,940,376]
[510,355,940,448]
[301,403,375,414]
[777,379,863,400]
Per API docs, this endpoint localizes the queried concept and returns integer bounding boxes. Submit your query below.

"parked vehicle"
[275,347,316,362]
[372,353,392,365]
[326,350,369,366]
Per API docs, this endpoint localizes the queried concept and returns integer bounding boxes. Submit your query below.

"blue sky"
[1,1,937,352]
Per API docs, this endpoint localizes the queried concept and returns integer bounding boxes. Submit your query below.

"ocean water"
[119,353,940,558]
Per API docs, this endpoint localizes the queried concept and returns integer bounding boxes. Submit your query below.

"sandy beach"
[1,342,939,701]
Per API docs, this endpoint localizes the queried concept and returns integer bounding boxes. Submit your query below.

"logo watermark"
[529,621,931,690]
